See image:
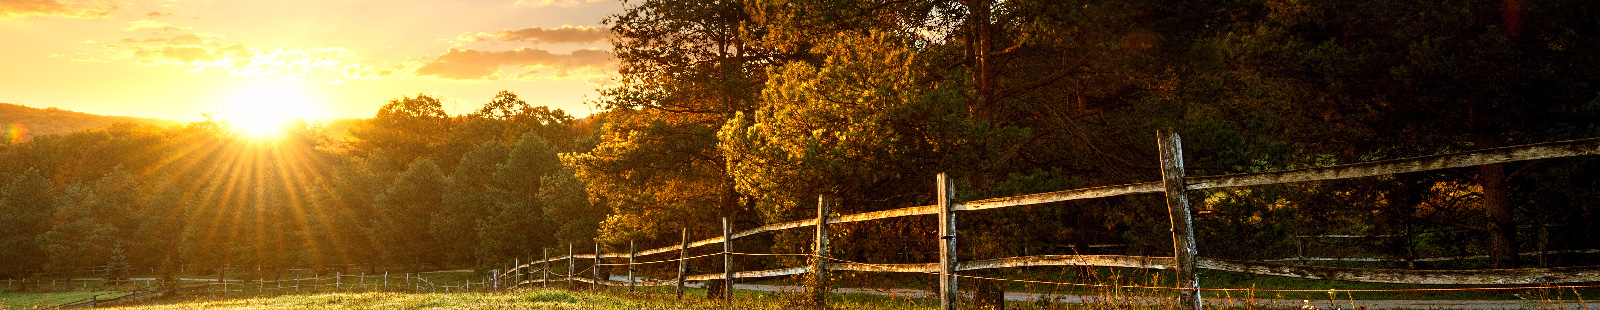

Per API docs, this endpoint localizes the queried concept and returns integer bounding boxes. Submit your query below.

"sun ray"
[198,143,250,267]
[270,144,335,268]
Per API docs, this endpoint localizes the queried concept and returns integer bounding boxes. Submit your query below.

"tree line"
[0,91,604,279]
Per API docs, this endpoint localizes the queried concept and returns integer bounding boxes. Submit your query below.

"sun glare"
[219,82,324,139]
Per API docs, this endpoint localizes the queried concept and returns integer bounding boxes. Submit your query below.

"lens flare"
[4,124,29,144]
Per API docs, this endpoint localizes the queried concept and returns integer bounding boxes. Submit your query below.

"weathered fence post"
[811,194,832,306]
[593,242,601,290]
[335,272,341,290]
[1158,130,1201,310]
[543,248,551,287]
[514,258,520,287]
[628,240,636,292]
[567,244,575,289]
[937,172,958,310]
[676,227,688,300]
[492,269,500,290]
[722,216,733,301]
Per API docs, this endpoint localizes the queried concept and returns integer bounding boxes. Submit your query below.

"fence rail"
[495,135,1600,309]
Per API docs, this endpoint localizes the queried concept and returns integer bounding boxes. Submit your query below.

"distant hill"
[0,103,184,141]
[316,118,364,140]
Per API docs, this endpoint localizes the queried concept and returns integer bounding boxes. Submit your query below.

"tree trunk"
[1476,134,1519,269]
[964,0,998,122]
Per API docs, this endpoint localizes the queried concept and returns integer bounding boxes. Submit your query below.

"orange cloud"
[0,0,114,19]
[412,47,613,81]
[102,32,401,82]
[468,25,611,44]
[125,20,185,32]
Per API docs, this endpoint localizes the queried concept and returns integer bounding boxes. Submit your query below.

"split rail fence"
[495,132,1600,310]
[192,272,498,294]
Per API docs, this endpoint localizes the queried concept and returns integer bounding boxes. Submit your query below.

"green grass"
[1,291,134,309]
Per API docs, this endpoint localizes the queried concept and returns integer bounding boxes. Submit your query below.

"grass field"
[6,285,1586,310]
[85,288,940,310]
[1,291,134,308]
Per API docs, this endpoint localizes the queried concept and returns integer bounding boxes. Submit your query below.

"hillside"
[0,103,183,141]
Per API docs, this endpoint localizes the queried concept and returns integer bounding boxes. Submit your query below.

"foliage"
[0,90,603,277]
[0,169,53,277]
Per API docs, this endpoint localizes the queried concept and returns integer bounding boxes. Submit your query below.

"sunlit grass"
[91,287,940,310]
[1,291,133,308]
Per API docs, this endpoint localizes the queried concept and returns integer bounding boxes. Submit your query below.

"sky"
[0,0,625,122]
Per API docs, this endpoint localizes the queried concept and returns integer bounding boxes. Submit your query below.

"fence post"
[492,269,500,290]
[336,272,341,290]
[567,244,575,289]
[811,194,832,306]
[593,242,601,290]
[722,216,734,301]
[676,227,688,300]
[1158,130,1201,310]
[937,172,958,310]
[513,258,520,288]
[628,240,636,292]
[543,248,551,288]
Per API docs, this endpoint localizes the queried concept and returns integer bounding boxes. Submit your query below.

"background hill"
[0,103,184,142]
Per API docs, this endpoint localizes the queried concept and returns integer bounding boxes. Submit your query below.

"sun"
[218,82,324,139]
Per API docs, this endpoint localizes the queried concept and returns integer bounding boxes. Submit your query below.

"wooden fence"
[495,133,1600,310]
[192,272,500,294]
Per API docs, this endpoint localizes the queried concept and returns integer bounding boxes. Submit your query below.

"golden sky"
[0,0,622,122]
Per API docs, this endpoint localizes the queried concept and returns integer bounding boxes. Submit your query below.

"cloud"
[125,20,185,32]
[101,32,402,82]
[50,52,99,62]
[412,47,613,81]
[465,25,611,44]
[144,11,170,18]
[0,0,114,19]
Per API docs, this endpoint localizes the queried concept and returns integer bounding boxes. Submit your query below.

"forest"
[2,0,1600,305]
